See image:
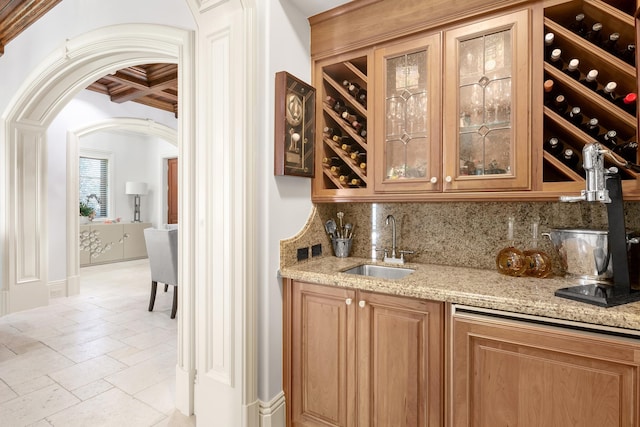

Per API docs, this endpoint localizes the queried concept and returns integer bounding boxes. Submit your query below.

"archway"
[66,117,178,296]
[1,23,195,415]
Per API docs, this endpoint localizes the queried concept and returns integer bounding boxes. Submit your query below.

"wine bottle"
[613,140,638,162]
[523,220,552,278]
[341,143,354,153]
[579,69,599,91]
[359,162,367,171]
[357,89,367,107]
[620,44,636,66]
[350,151,366,162]
[560,148,579,168]
[338,173,358,184]
[549,48,564,69]
[563,58,581,80]
[567,106,584,126]
[325,95,337,108]
[495,216,526,277]
[347,82,361,98]
[618,93,637,116]
[601,32,620,54]
[552,94,568,115]
[341,79,351,90]
[543,79,555,104]
[332,98,347,115]
[331,132,344,143]
[323,156,342,167]
[348,176,363,187]
[581,117,601,138]
[544,32,556,57]
[600,130,618,149]
[331,164,352,175]
[597,81,617,103]
[351,118,366,133]
[342,109,360,124]
[323,126,338,139]
[569,13,587,37]
[544,136,564,157]
[585,22,603,45]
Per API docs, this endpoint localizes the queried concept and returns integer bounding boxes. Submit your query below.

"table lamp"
[125,181,148,222]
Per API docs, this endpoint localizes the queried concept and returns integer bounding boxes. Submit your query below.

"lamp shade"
[125,181,148,195]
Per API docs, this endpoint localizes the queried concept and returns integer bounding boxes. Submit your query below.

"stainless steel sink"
[342,264,414,280]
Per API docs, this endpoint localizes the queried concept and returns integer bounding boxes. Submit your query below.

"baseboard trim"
[48,279,68,298]
[259,391,285,427]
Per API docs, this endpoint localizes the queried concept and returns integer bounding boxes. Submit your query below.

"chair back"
[143,227,178,286]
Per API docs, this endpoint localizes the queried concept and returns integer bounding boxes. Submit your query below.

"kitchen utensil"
[337,212,344,237]
[325,219,337,239]
[344,223,353,238]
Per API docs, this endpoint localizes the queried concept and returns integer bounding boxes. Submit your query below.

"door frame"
[66,117,178,296]
[0,23,198,416]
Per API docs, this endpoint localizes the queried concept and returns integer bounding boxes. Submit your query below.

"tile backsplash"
[281,201,640,272]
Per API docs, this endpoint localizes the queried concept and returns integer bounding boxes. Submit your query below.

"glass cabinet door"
[374,34,441,192]
[443,10,531,191]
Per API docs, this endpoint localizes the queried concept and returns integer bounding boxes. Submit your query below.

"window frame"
[79,148,114,220]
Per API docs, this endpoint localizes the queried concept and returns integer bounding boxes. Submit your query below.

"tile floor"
[0,259,195,427]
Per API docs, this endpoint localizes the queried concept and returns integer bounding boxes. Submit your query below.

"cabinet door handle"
[345,298,352,305]
[445,175,452,183]
[430,176,438,184]
[358,300,366,308]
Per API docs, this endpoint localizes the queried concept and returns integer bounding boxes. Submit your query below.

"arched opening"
[66,117,178,296]
[1,23,195,414]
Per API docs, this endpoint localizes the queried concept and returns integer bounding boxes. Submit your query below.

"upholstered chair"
[143,227,178,318]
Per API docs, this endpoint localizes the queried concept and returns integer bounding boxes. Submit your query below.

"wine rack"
[317,55,369,192]
[542,0,637,185]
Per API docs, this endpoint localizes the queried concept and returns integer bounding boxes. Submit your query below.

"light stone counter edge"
[280,256,640,333]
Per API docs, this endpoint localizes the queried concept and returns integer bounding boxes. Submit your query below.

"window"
[79,156,109,218]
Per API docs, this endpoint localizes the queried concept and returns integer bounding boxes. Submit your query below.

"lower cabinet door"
[451,311,640,427]
[357,291,443,427]
[290,281,356,427]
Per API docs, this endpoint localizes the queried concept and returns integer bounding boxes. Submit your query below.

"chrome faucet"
[378,214,413,264]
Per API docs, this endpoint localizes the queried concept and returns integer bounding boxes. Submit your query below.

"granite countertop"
[280,256,640,333]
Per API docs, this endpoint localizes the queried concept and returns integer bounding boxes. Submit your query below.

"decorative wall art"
[274,71,315,177]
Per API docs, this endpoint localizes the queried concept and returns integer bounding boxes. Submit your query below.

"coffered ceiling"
[86,63,179,117]
[1,0,178,116]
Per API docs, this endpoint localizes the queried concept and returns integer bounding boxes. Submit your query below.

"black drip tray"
[555,284,640,307]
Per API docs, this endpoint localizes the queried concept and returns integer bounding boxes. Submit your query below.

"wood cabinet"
[541,0,639,196]
[450,308,640,426]
[310,0,640,201]
[284,280,444,427]
[79,222,150,266]
[311,3,538,201]
[443,9,532,192]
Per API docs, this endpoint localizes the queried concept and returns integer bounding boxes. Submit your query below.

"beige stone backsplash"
[281,201,640,273]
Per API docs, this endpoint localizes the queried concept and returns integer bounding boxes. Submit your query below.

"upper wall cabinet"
[310,2,540,202]
[311,0,640,202]
[374,34,442,193]
[540,0,639,196]
[443,10,531,192]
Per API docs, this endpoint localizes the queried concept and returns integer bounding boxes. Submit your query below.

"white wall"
[79,130,177,225]
[0,0,195,115]
[46,90,178,282]
[257,0,315,401]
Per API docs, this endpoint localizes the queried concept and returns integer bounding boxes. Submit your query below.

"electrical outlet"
[311,244,322,257]
[297,247,309,261]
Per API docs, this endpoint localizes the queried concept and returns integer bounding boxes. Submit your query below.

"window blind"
[79,156,109,218]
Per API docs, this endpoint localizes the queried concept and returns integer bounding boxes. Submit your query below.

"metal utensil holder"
[332,237,353,258]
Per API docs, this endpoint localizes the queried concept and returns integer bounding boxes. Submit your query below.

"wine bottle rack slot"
[542,0,637,187]
[319,56,369,191]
